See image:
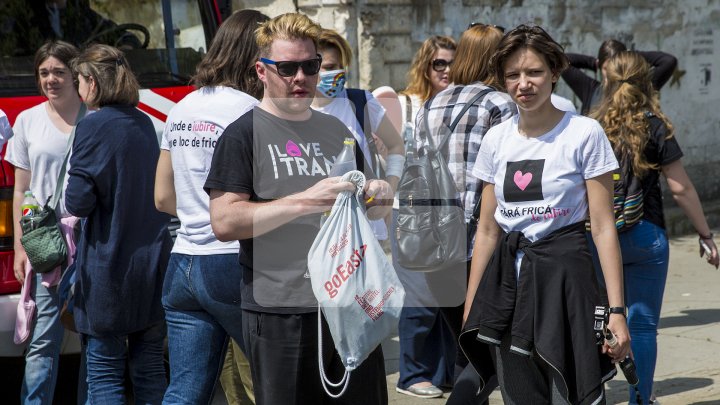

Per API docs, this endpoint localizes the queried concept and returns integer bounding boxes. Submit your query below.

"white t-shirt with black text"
[473,112,617,243]
[161,86,258,255]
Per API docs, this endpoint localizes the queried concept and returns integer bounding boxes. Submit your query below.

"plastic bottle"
[21,191,41,230]
[21,191,40,218]
[320,138,357,228]
[329,137,356,176]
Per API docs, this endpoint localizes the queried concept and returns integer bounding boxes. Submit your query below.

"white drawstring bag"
[308,170,405,397]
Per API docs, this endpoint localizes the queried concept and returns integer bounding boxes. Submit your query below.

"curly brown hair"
[590,51,675,177]
[401,35,456,102]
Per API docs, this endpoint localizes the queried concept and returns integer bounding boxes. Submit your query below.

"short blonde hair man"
[255,13,322,58]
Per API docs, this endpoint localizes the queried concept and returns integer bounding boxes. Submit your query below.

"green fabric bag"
[20,204,68,273]
[18,104,85,274]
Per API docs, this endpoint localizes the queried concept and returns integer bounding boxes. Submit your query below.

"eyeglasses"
[467,22,506,33]
[260,54,322,77]
[431,58,453,72]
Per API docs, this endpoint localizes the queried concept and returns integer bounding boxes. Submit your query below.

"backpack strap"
[347,88,384,177]
[420,87,495,155]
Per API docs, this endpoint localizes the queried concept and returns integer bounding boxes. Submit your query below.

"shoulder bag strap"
[437,87,495,153]
[404,95,413,124]
[422,87,495,156]
[50,103,86,210]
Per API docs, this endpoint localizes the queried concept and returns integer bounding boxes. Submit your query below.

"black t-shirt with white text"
[204,107,357,314]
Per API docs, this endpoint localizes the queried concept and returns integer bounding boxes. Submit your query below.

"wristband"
[608,306,627,318]
[699,232,714,240]
[384,153,405,178]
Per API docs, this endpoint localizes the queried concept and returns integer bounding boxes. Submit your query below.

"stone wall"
[236,0,720,222]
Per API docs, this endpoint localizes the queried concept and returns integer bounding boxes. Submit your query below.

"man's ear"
[256,61,266,83]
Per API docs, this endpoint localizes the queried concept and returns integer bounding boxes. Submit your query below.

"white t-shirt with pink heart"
[472,112,617,243]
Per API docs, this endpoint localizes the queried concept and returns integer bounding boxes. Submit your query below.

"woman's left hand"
[603,313,632,363]
[699,236,719,269]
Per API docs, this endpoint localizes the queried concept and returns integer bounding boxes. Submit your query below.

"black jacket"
[561,51,678,115]
[459,222,616,405]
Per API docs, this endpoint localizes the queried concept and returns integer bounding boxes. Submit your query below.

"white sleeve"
[5,113,30,170]
[0,111,12,146]
[473,127,499,184]
[581,120,619,179]
[365,91,387,133]
[160,119,171,151]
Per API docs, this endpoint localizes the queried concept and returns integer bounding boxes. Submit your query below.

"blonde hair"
[590,51,675,177]
[450,25,504,87]
[318,28,353,68]
[72,44,139,107]
[255,13,322,58]
[402,35,456,102]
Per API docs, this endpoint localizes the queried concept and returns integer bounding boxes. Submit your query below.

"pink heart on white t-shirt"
[513,170,532,191]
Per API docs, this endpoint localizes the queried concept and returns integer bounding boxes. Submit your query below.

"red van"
[0,0,229,357]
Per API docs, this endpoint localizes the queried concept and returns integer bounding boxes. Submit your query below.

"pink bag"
[14,273,35,344]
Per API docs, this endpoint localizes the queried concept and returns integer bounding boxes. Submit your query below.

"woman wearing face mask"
[311,28,404,242]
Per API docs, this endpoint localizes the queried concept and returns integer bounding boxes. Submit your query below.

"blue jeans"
[161,253,246,405]
[390,209,455,389]
[588,220,669,404]
[83,322,167,405]
[22,272,64,404]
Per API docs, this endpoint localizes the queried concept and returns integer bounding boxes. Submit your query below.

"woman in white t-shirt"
[5,40,85,405]
[463,25,630,404]
[154,10,268,404]
[311,28,405,241]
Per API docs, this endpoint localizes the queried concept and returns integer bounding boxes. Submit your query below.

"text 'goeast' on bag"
[307,170,405,398]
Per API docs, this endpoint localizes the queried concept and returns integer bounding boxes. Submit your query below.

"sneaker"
[396,383,444,399]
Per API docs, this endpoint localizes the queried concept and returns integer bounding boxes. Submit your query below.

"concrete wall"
[236,0,720,224]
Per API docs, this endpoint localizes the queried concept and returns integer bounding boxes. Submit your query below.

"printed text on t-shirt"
[267,140,334,179]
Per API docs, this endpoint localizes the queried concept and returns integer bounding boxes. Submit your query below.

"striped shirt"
[414,82,517,222]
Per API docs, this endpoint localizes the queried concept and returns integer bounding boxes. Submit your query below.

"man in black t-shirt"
[204,13,392,405]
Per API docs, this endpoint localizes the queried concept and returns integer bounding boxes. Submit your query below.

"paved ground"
[383,233,720,405]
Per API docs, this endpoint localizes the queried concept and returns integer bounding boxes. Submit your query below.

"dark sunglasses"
[468,22,505,33]
[260,54,322,77]
[431,58,453,72]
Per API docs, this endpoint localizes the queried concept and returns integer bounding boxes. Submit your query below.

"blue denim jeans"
[161,253,245,405]
[83,322,167,405]
[588,220,669,405]
[22,272,64,404]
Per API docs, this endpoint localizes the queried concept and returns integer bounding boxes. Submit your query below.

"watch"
[608,306,627,317]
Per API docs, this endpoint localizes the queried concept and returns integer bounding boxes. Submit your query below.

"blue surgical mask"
[316,69,346,98]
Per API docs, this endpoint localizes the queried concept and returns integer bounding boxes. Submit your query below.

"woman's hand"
[603,313,631,363]
[13,248,28,284]
[699,236,719,269]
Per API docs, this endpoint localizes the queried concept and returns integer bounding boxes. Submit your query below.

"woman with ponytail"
[591,51,719,405]
[66,44,172,403]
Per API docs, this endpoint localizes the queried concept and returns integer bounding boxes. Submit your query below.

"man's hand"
[364,179,393,220]
[292,176,356,215]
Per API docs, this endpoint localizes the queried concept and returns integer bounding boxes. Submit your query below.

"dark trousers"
[426,263,493,405]
[242,309,388,405]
